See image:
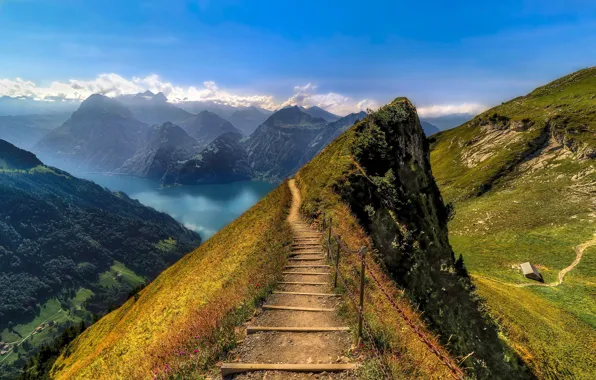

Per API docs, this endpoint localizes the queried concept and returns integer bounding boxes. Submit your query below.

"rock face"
[228,106,270,135]
[117,91,193,126]
[118,122,201,180]
[181,110,243,148]
[246,106,327,180]
[34,94,146,172]
[0,139,43,169]
[162,132,250,185]
[340,98,519,378]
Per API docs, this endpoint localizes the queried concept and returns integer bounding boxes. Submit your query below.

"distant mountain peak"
[152,92,168,103]
[264,106,327,128]
[136,90,155,98]
[78,94,133,119]
[303,105,341,122]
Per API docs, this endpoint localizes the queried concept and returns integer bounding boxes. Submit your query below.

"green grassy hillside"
[430,67,596,378]
[46,183,293,379]
[0,140,200,379]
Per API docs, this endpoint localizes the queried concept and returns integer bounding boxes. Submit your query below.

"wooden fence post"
[358,246,367,344]
[327,217,332,258]
[322,212,326,231]
[333,236,341,288]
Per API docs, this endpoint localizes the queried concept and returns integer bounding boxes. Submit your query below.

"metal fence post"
[358,246,367,344]
[322,212,326,231]
[333,236,341,288]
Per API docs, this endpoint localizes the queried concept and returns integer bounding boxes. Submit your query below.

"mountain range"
[34,94,147,172]
[20,94,368,185]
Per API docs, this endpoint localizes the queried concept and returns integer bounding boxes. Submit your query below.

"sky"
[1,0,596,116]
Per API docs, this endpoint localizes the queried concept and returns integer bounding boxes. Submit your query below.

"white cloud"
[280,82,378,115]
[0,74,486,118]
[416,103,487,117]
[0,74,278,109]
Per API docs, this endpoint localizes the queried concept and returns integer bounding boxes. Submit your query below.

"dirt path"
[516,236,596,288]
[222,179,357,379]
[287,179,302,223]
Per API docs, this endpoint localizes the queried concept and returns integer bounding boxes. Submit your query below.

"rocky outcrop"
[339,98,521,378]
[118,122,201,180]
[162,132,251,185]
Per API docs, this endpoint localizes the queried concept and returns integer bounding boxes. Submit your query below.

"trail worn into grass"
[223,180,357,379]
[517,235,596,288]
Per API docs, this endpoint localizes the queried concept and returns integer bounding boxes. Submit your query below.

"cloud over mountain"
[280,83,379,115]
[416,103,487,117]
[0,74,486,117]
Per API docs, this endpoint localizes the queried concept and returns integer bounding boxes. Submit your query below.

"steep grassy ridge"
[49,184,292,379]
[296,98,525,379]
[430,67,596,378]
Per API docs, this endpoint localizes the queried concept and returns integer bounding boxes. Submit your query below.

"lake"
[79,174,276,240]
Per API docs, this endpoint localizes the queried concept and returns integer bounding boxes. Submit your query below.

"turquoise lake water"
[79,174,276,240]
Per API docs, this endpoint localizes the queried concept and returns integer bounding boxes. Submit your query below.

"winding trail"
[516,236,596,288]
[220,179,357,379]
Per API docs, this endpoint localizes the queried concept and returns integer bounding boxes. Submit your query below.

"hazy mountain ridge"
[228,106,270,135]
[420,120,441,135]
[33,94,147,172]
[116,91,193,126]
[299,105,341,122]
[0,113,71,150]
[180,110,243,149]
[245,106,328,181]
[118,122,201,180]
[162,132,251,185]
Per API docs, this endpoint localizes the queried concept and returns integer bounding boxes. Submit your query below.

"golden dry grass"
[50,183,293,379]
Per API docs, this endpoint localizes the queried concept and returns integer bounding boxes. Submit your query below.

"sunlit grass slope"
[430,67,596,378]
[50,183,292,379]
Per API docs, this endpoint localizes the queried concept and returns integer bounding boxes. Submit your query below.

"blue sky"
[1,0,596,115]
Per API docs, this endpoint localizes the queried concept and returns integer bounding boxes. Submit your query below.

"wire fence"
[320,215,466,380]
